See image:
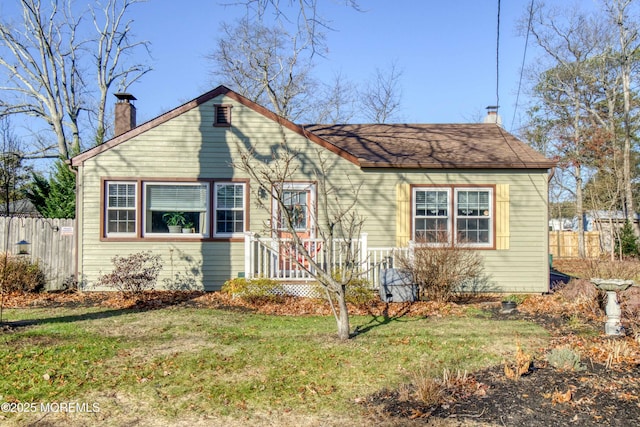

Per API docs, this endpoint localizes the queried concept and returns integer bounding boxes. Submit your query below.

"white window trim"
[412,188,451,247]
[105,181,137,237]
[453,187,493,248]
[412,186,494,248]
[213,182,246,238]
[142,182,210,238]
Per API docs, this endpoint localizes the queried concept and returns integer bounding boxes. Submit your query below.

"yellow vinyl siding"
[495,183,510,250]
[396,183,411,246]
[75,91,550,293]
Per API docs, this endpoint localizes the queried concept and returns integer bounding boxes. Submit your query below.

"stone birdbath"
[591,278,634,336]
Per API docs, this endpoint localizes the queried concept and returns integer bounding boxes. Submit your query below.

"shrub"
[602,339,632,369]
[615,220,640,257]
[345,279,377,305]
[398,244,484,302]
[582,258,640,282]
[312,270,377,305]
[503,341,532,381]
[502,294,528,304]
[60,274,79,292]
[546,347,585,371]
[221,277,284,303]
[411,371,444,406]
[330,270,376,305]
[95,251,162,294]
[0,253,46,293]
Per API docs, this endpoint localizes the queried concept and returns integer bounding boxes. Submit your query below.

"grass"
[0,306,549,426]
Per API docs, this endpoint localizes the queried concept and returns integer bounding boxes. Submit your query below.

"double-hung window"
[144,183,209,236]
[455,189,491,246]
[105,182,137,236]
[413,186,493,248]
[214,182,246,237]
[104,179,247,239]
[414,189,450,244]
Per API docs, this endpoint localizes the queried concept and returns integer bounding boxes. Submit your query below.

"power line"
[496,0,501,115]
[511,0,535,132]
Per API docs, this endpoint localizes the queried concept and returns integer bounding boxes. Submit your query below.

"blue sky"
[0,0,593,140]
[124,0,540,132]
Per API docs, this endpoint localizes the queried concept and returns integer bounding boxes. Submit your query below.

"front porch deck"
[243,232,409,291]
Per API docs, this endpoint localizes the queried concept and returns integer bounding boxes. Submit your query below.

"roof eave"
[358,160,558,169]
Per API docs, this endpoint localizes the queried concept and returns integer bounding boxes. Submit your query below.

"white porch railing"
[365,246,411,287]
[244,232,410,286]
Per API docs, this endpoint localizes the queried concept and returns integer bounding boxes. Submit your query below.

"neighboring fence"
[0,216,75,290]
[549,231,601,259]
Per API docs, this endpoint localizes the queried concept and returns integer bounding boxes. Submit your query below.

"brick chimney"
[483,105,502,126]
[114,93,137,136]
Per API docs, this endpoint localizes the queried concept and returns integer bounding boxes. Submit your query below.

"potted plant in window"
[163,212,186,233]
[182,221,194,234]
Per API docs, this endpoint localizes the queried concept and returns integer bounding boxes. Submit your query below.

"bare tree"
[312,72,357,124]
[525,0,640,253]
[0,0,151,159]
[235,140,365,340]
[526,2,612,258]
[603,0,640,233]
[210,18,318,122]
[92,0,152,145]
[0,0,83,159]
[0,117,31,216]
[359,62,403,123]
[234,0,361,56]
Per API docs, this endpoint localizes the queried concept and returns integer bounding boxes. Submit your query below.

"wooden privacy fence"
[549,231,601,258]
[0,216,75,290]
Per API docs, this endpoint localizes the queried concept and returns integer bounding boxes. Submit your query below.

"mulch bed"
[366,362,640,426]
[2,288,640,426]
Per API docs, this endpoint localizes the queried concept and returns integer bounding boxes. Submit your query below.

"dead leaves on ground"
[504,341,533,381]
[544,385,576,405]
[0,290,468,318]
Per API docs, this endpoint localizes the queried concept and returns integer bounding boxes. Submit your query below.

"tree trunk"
[615,0,639,235]
[573,96,586,259]
[621,68,636,234]
[336,286,350,340]
[576,168,585,259]
[52,120,69,160]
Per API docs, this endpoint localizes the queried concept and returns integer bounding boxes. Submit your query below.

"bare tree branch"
[225,0,361,56]
[92,0,152,144]
[0,0,151,158]
[359,61,403,123]
[0,0,82,159]
[210,18,317,121]
[233,137,365,340]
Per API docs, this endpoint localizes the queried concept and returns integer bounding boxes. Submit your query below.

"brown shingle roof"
[304,123,556,169]
[70,85,555,171]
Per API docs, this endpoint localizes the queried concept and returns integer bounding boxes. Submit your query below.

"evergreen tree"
[615,220,639,257]
[25,160,75,218]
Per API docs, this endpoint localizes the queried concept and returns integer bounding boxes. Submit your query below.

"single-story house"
[70,85,556,293]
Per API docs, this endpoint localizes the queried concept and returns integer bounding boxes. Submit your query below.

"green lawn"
[0,306,549,426]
